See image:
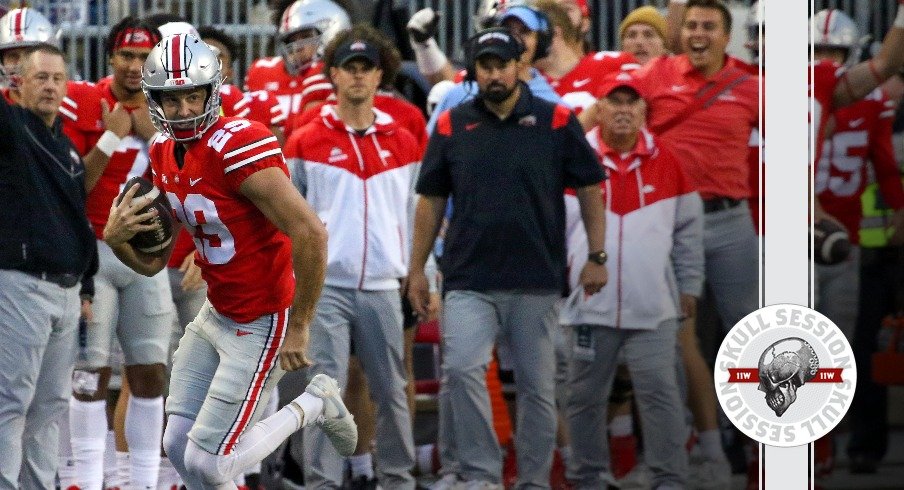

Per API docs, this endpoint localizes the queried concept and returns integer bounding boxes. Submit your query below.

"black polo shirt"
[417,83,605,292]
[0,94,96,280]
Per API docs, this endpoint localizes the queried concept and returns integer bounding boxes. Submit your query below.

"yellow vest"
[859,180,903,248]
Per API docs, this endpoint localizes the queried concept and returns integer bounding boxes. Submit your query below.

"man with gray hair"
[0,43,98,490]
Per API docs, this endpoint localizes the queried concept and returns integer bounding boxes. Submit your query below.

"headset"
[498,5,552,62]
[463,27,526,82]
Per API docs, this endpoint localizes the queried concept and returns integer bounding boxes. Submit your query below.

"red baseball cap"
[595,71,644,100]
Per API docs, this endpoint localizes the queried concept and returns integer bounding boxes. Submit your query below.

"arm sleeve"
[283,129,307,197]
[671,192,705,297]
[287,158,308,198]
[668,154,705,297]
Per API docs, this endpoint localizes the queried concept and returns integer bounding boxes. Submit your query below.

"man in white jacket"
[285,26,420,489]
[560,72,704,490]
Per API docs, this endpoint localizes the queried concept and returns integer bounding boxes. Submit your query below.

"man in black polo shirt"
[0,44,97,489]
[407,27,608,489]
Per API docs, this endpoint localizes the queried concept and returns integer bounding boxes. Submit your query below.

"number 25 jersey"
[150,117,294,323]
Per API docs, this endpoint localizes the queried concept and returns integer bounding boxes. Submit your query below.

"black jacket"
[0,93,98,291]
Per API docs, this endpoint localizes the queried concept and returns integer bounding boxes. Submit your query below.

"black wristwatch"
[588,250,608,265]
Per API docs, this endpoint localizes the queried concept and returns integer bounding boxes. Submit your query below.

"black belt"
[23,271,81,288]
[703,197,743,214]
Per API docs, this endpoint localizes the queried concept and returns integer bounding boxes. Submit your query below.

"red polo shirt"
[634,54,760,200]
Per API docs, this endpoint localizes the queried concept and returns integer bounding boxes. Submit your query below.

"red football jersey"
[546,51,640,112]
[59,80,104,150]
[63,79,152,239]
[245,57,329,136]
[150,117,295,322]
[816,89,904,243]
[293,92,429,153]
[811,60,842,164]
[219,83,286,128]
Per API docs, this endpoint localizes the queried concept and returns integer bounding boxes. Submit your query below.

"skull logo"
[757,338,819,417]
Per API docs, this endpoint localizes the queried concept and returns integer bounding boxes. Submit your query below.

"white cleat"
[305,373,358,456]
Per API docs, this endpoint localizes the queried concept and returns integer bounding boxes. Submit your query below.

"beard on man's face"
[480,80,516,104]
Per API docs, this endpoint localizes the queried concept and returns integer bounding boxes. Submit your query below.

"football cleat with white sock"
[304,374,357,456]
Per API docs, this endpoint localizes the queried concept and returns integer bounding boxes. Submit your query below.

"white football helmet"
[157,21,200,40]
[278,0,351,75]
[810,9,860,65]
[142,34,223,142]
[0,8,57,86]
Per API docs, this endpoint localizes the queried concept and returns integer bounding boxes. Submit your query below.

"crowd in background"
[1,0,904,489]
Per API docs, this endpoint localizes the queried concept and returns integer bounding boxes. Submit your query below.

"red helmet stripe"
[13,9,24,40]
[822,10,833,42]
[170,34,182,77]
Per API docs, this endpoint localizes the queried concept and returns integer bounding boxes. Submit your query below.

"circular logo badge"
[714,304,856,447]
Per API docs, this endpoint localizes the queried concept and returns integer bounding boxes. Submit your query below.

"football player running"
[103,34,356,489]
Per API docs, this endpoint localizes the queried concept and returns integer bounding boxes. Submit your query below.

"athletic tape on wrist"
[96,130,122,157]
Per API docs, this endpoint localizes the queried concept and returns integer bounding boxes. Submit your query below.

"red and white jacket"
[560,128,704,329]
[284,105,421,290]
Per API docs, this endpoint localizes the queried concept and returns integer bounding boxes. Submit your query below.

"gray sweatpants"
[303,286,415,489]
[0,270,80,489]
[439,289,559,488]
[565,320,688,489]
[703,202,759,334]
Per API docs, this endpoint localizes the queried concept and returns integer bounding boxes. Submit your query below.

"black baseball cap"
[471,27,523,63]
[333,38,381,68]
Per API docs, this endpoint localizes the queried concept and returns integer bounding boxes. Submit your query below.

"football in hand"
[115,176,174,256]
[813,219,851,266]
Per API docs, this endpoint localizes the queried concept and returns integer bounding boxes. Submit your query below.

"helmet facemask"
[277,0,351,76]
[278,29,322,76]
[145,82,223,142]
[142,34,224,142]
[0,48,26,88]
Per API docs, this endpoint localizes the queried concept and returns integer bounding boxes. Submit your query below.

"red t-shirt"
[634,54,760,200]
